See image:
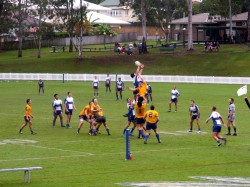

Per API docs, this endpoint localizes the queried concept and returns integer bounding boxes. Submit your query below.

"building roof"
[171,13,209,24]
[99,0,120,7]
[230,12,248,22]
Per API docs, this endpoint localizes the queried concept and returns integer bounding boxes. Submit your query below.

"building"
[170,12,248,43]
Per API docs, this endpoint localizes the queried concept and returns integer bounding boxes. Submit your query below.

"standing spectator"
[206,106,227,146]
[188,100,201,133]
[38,79,44,94]
[93,76,99,97]
[226,98,237,136]
[168,85,180,112]
[105,74,111,93]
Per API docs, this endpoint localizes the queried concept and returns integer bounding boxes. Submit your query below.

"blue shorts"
[96,116,106,123]
[171,98,178,103]
[146,122,157,130]
[24,116,31,122]
[54,110,62,116]
[213,125,221,133]
[93,86,98,89]
[128,115,135,122]
[136,118,145,124]
[117,88,122,92]
[79,115,89,120]
[133,90,138,95]
[65,109,73,115]
[106,84,110,87]
[192,115,199,119]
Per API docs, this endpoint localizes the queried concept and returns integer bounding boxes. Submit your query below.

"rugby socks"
[144,134,149,142]
[116,93,118,100]
[120,94,122,100]
[93,129,96,136]
[52,122,55,127]
[77,128,80,134]
[123,128,126,135]
[138,130,143,138]
[130,128,135,134]
[227,127,231,134]
[156,133,161,142]
[217,140,221,144]
[233,127,237,133]
[106,129,110,135]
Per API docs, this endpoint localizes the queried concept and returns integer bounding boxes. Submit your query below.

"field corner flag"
[237,85,247,96]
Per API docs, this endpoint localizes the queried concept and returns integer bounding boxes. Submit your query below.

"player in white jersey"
[168,85,180,112]
[116,77,124,100]
[226,98,237,136]
[93,76,99,97]
[64,92,76,128]
[188,100,201,133]
[105,74,111,93]
[206,106,227,146]
[52,94,64,127]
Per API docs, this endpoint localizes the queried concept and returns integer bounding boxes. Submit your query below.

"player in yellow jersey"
[126,74,147,100]
[143,105,161,144]
[19,99,36,134]
[77,101,93,134]
[95,107,111,135]
[135,96,147,138]
[91,98,101,135]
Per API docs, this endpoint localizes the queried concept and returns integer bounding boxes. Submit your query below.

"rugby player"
[206,106,227,146]
[226,98,237,136]
[143,105,160,144]
[19,99,36,134]
[77,101,93,134]
[122,98,136,136]
[64,92,76,128]
[116,77,124,100]
[135,96,147,139]
[168,85,180,112]
[188,100,201,133]
[105,74,111,93]
[93,76,99,97]
[52,94,64,127]
[38,79,44,94]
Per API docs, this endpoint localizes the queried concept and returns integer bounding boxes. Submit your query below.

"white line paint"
[159,131,186,136]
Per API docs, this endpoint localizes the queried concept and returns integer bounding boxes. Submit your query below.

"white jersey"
[208,111,222,126]
[116,80,124,89]
[64,97,74,110]
[52,99,62,111]
[228,104,235,116]
[171,89,179,99]
[106,77,111,85]
[93,79,99,87]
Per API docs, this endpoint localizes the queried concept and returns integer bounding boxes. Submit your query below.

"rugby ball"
[135,61,141,66]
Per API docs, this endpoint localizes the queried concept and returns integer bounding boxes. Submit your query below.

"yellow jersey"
[91,103,100,116]
[98,108,104,117]
[24,104,32,117]
[135,102,147,118]
[136,82,147,96]
[79,105,92,116]
[144,110,159,123]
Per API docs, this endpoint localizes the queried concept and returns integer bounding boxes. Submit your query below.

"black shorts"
[96,116,106,123]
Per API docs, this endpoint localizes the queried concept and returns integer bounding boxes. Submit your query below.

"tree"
[29,0,50,58]
[187,0,193,50]
[0,0,14,50]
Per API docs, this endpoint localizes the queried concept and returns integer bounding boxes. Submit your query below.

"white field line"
[2,144,249,163]
[159,131,187,136]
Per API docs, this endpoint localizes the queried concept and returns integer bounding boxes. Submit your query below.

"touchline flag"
[237,85,247,96]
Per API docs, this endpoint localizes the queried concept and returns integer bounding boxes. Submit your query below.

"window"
[175,24,180,30]
[125,10,129,17]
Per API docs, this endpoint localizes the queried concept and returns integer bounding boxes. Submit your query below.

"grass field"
[0,80,250,187]
[0,44,250,76]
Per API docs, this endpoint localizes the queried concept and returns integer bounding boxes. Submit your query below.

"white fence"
[0,73,250,85]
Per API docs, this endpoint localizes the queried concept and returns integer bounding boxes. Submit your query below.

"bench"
[159,46,175,53]
[50,46,65,53]
[0,166,43,183]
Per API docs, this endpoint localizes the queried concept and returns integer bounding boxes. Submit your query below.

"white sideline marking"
[23,144,94,155]
[159,131,186,136]
[176,130,208,134]
[118,176,250,186]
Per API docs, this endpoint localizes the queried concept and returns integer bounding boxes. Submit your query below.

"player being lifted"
[77,101,93,134]
[122,98,136,136]
[52,94,64,127]
[64,92,76,128]
[130,61,145,98]
[19,99,36,134]
[116,77,124,100]
[168,85,180,112]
